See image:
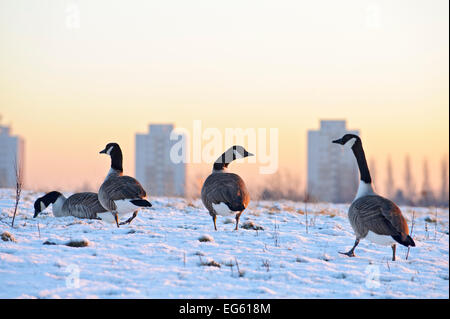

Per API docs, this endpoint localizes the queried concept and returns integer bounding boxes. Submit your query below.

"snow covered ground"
[0,188,448,299]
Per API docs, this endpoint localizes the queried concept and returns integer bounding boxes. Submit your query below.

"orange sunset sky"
[0,0,448,196]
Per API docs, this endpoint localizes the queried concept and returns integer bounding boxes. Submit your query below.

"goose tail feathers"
[130,199,152,207]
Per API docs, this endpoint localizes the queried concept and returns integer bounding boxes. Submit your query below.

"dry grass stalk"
[234,257,245,277]
[11,158,23,228]
[406,210,416,260]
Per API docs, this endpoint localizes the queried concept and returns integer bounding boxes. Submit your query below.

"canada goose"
[33,191,107,219]
[332,134,415,261]
[201,145,253,231]
[98,142,152,227]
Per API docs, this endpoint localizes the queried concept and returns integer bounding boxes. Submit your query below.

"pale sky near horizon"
[0,0,448,196]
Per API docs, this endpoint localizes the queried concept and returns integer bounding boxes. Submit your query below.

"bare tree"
[421,158,430,191]
[404,155,416,205]
[186,170,207,199]
[283,170,303,201]
[75,181,94,193]
[260,170,283,200]
[0,168,6,188]
[304,187,310,234]
[11,157,23,228]
[419,158,434,206]
[385,156,395,199]
[259,169,303,201]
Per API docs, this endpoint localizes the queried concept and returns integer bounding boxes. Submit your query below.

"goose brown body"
[349,195,414,246]
[62,192,108,219]
[200,145,253,230]
[98,142,152,227]
[201,172,250,217]
[33,191,107,219]
[98,171,147,212]
[332,134,415,260]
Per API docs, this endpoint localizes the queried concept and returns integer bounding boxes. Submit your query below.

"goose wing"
[64,192,107,219]
[99,176,147,211]
[350,195,413,245]
[201,173,249,214]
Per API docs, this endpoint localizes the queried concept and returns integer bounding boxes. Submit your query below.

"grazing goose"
[98,142,152,227]
[33,191,107,219]
[201,145,253,231]
[332,134,415,261]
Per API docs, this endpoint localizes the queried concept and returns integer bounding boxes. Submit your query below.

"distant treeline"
[256,156,449,208]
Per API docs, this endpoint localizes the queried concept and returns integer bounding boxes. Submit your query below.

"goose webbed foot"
[339,239,360,258]
[119,211,138,225]
[339,250,356,257]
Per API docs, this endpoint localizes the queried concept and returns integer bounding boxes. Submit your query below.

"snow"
[0,189,448,299]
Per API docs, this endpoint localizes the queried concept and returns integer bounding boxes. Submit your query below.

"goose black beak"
[332,138,343,145]
[33,210,39,218]
[99,149,107,154]
[245,151,254,157]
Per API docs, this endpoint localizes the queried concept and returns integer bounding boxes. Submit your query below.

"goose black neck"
[42,191,62,206]
[351,139,372,184]
[111,149,123,172]
[213,151,233,171]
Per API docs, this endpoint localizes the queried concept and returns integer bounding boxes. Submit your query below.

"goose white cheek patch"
[106,146,113,155]
[40,202,47,211]
[233,149,244,159]
[343,137,357,150]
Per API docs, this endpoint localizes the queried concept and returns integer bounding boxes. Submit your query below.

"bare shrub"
[198,256,221,268]
[198,235,214,242]
[241,221,264,230]
[1,231,16,242]
[65,239,90,248]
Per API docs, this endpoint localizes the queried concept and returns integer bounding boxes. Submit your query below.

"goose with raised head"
[201,145,253,231]
[33,191,107,219]
[332,134,415,261]
[98,142,152,227]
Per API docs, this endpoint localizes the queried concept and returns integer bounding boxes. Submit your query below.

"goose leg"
[113,212,120,228]
[212,215,217,231]
[119,211,138,225]
[235,212,243,231]
[339,239,360,257]
[391,243,396,261]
